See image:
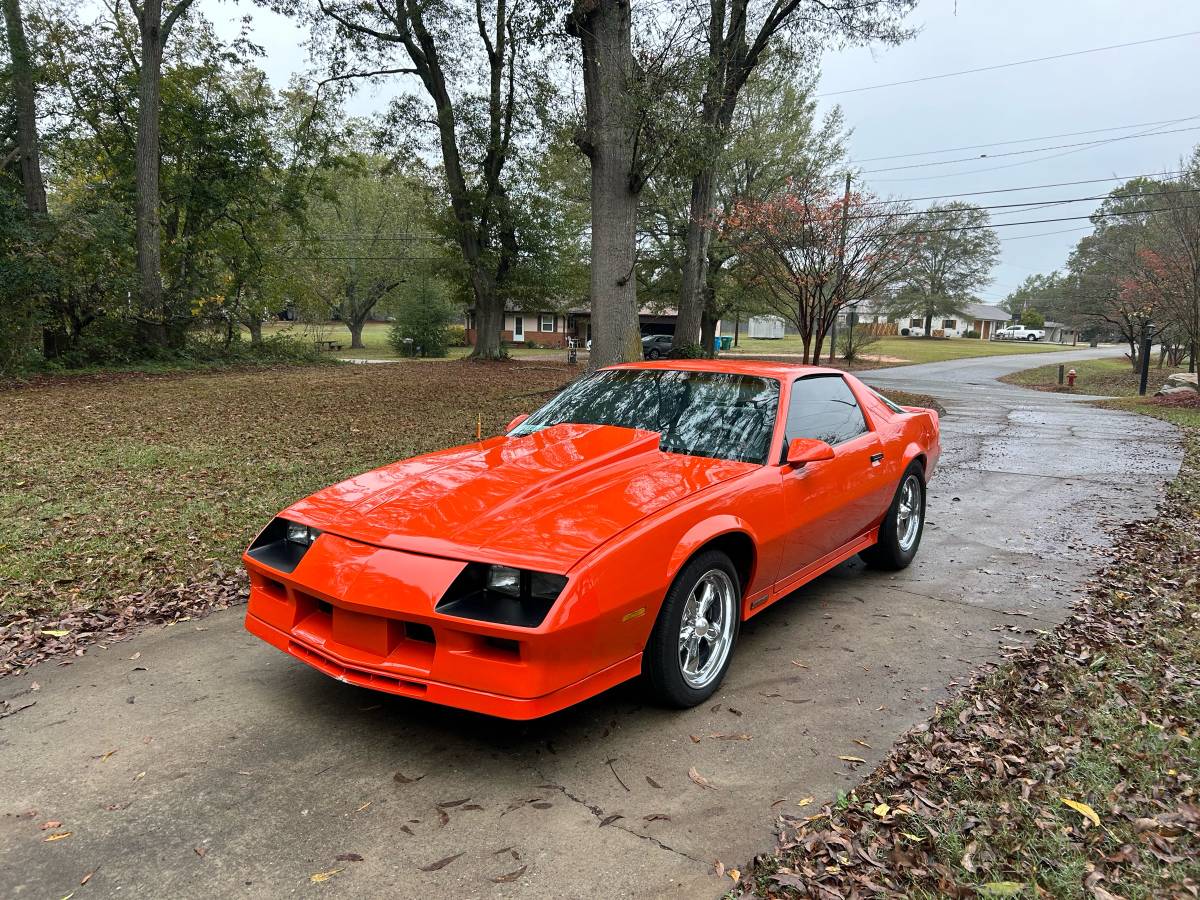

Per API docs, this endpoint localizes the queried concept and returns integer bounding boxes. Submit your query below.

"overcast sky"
[203,0,1200,306]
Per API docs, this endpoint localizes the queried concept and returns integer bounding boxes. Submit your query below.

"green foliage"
[446,324,467,347]
[1021,309,1045,329]
[964,329,980,339]
[887,202,1001,323]
[388,286,453,358]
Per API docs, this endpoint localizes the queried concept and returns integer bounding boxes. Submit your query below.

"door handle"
[870,452,884,464]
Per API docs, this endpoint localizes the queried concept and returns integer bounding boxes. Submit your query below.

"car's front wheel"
[644,550,740,708]
[861,462,926,571]
[647,348,661,360]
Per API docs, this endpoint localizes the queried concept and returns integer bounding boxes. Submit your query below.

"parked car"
[641,333,673,359]
[900,326,926,337]
[243,362,941,719]
[994,325,1045,341]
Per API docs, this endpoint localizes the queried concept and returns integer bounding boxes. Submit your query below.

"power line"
[817,30,1200,97]
[858,123,1200,174]
[902,202,1200,237]
[998,226,1093,242]
[849,185,1200,221]
[870,119,1196,182]
[850,116,1200,163]
[868,169,1185,204]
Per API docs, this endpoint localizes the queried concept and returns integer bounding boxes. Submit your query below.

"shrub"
[1021,309,1045,329]
[839,322,881,361]
[388,288,453,358]
[446,324,467,347]
[964,329,980,339]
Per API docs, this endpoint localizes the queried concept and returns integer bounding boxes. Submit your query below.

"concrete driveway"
[0,348,1183,899]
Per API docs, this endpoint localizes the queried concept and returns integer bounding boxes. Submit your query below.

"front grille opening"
[316,599,333,615]
[404,622,436,644]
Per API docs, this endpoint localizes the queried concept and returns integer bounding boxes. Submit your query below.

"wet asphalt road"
[0,347,1184,899]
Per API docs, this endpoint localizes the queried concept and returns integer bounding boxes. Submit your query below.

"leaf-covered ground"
[0,360,941,675]
[0,362,575,661]
[736,426,1200,899]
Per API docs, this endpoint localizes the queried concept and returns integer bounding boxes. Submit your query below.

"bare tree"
[2,0,47,214]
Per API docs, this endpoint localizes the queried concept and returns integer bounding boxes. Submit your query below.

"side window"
[784,375,869,448]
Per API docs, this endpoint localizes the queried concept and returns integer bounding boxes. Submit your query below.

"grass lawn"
[727,335,1087,366]
[1002,355,1192,398]
[0,361,577,621]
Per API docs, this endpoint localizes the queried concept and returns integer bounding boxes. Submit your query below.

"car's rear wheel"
[860,462,926,571]
[644,550,740,708]
[647,348,661,359]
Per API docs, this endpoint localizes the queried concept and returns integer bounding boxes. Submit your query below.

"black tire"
[647,348,661,360]
[860,462,926,571]
[1025,334,1036,341]
[644,550,741,708]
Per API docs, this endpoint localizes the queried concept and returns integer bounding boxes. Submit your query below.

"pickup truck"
[994,325,1045,342]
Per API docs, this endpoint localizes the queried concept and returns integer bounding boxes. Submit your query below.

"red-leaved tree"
[723,179,917,362]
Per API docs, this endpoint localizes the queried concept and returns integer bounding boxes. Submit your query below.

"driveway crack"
[537,777,705,865]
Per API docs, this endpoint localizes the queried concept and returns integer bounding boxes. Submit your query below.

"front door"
[775,375,892,585]
[513,315,524,342]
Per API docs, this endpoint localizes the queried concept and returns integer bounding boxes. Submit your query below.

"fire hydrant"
[1067,368,1077,388]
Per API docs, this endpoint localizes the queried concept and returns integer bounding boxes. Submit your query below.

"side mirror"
[505,413,530,433]
[785,437,835,467]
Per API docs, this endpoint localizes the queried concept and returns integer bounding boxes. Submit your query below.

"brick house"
[465,304,691,348]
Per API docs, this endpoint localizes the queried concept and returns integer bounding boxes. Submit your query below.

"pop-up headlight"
[247,518,321,573]
[437,564,568,628]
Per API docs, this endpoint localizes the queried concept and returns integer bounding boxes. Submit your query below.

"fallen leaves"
[309,868,343,883]
[837,755,866,764]
[688,767,716,790]
[392,771,424,784]
[1061,797,1101,827]
[419,852,464,872]
[490,866,527,883]
[43,831,72,842]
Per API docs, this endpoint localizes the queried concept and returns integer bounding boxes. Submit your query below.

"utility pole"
[830,171,851,364]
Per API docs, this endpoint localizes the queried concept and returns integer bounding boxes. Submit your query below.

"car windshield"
[510,369,780,464]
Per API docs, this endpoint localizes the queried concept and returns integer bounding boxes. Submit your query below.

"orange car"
[243,361,940,719]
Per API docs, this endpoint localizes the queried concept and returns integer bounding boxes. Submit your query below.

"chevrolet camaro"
[243,361,940,719]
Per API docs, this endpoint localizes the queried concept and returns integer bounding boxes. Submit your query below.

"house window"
[942,319,957,330]
[540,313,554,332]
[910,318,923,328]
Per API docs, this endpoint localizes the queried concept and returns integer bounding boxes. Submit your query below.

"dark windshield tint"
[510,369,779,464]
[784,375,869,447]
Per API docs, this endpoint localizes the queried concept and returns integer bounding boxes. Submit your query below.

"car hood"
[283,423,756,573]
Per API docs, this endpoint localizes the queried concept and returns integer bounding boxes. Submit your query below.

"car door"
[775,375,891,584]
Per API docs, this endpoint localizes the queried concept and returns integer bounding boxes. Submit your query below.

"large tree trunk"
[676,170,718,351]
[470,280,504,358]
[247,318,263,345]
[133,0,166,337]
[2,0,47,215]
[570,0,642,370]
[347,318,365,350]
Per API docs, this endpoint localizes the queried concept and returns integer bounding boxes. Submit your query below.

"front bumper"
[242,532,642,719]
[245,612,640,719]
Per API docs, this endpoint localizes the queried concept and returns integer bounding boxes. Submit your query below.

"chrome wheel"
[896,473,923,552]
[678,569,736,689]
